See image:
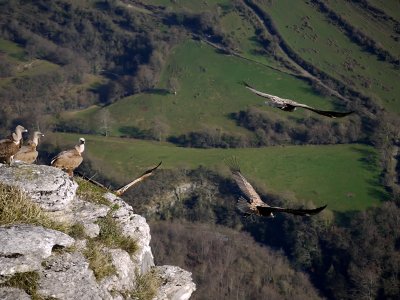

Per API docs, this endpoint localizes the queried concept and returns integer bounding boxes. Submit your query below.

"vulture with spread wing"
[243,82,354,118]
[229,159,327,217]
[76,161,162,196]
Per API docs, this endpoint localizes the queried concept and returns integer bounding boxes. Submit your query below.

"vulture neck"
[32,135,40,147]
[12,131,23,145]
[75,144,85,154]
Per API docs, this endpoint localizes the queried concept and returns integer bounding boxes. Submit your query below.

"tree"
[97,108,114,137]
[167,77,180,95]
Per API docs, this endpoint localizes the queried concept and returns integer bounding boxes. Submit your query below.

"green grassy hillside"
[325,0,400,58]
[261,0,400,112]
[68,39,340,137]
[54,132,386,212]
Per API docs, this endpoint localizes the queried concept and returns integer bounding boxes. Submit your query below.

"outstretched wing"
[114,161,162,196]
[300,107,354,118]
[243,82,354,118]
[227,157,265,206]
[257,204,327,216]
[243,82,290,106]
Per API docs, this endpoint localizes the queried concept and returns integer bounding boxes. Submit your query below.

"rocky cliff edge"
[0,162,196,300]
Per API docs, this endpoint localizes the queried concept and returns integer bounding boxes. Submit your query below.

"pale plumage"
[51,138,85,176]
[14,131,44,164]
[115,161,162,196]
[0,125,28,164]
[76,161,162,196]
[229,159,327,218]
[243,82,354,118]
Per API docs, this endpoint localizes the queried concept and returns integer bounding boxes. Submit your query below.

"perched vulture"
[229,159,327,218]
[51,138,85,176]
[14,131,44,164]
[243,82,354,118]
[0,125,28,164]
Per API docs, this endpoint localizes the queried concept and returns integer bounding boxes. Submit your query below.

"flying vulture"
[51,138,85,177]
[243,82,354,118]
[14,131,44,164]
[76,161,162,196]
[0,125,28,164]
[228,159,327,218]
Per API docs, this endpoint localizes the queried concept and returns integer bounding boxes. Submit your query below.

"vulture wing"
[243,82,354,118]
[51,149,83,169]
[228,158,266,206]
[257,204,327,216]
[114,161,162,196]
[299,106,354,118]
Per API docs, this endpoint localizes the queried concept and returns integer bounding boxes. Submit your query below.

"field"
[54,132,386,212]
[68,39,341,136]
[325,0,400,58]
[262,0,400,113]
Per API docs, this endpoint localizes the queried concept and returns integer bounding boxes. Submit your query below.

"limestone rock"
[0,255,41,277]
[154,265,196,300]
[49,197,109,238]
[100,249,136,293]
[38,252,112,300]
[0,287,31,300]
[104,193,154,274]
[82,223,100,238]
[0,225,74,276]
[49,197,110,224]
[0,163,77,211]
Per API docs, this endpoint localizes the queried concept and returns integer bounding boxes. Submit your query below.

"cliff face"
[0,163,196,300]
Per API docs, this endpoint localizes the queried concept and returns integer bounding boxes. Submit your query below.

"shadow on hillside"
[351,146,378,172]
[145,88,170,95]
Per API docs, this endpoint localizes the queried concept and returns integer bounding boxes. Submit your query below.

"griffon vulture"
[0,125,28,164]
[14,131,44,164]
[243,82,354,118]
[229,160,327,217]
[51,138,85,176]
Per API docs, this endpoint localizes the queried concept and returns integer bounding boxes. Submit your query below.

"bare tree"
[98,108,114,137]
[167,77,180,95]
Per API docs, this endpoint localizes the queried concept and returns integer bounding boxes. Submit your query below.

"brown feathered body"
[0,140,20,164]
[14,131,44,164]
[0,125,27,164]
[14,142,39,164]
[51,138,85,176]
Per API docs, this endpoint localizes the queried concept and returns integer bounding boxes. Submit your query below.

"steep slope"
[0,162,196,300]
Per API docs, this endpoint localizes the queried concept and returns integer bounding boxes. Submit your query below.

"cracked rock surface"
[0,287,31,300]
[0,163,77,211]
[0,225,74,276]
[39,252,112,300]
[104,192,154,274]
[155,265,196,300]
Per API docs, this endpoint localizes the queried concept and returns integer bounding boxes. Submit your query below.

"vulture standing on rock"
[243,82,354,118]
[0,125,28,164]
[14,131,44,164]
[229,159,327,218]
[51,138,85,177]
